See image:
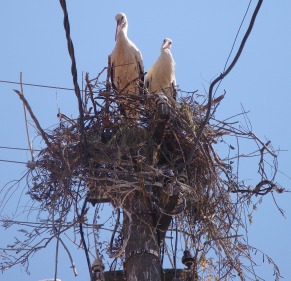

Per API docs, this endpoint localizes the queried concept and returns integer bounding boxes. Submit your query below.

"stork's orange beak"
[162,41,170,49]
[115,21,122,41]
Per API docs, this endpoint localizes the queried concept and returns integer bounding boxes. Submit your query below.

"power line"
[0,159,27,165]
[0,79,101,93]
[0,79,75,92]
[214,0,253,96]
[0,145,41,152]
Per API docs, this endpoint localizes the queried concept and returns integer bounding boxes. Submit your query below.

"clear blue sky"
[0,1,290,280]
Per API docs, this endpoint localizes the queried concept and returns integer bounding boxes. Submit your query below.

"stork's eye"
[169,41,172,45]
[163,39,166,43]
[121,16,124,20]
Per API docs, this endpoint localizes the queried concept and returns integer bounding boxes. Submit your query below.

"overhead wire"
[0,145,41,151]
[0,145,39,165]
[214,0,253,97]
[0,79,75,92]
[0,79,101,93]
[0,159,28,165]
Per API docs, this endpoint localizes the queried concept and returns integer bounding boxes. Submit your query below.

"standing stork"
[145,38,177,101]
[110,13,144,117]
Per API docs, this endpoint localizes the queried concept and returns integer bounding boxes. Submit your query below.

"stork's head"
[161,38,172,51]
[115,13,128,41]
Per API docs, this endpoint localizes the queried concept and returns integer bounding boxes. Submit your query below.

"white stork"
[145,38,177,100]
[110,13,144,97]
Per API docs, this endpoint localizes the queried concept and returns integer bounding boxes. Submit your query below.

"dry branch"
[13,89,51,149]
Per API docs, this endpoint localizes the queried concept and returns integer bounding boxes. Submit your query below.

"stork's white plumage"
[110,13,144,95]
[145,38,176,100]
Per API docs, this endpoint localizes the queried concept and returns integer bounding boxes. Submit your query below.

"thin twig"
[13,90,51,149]
[78,197,92,278]
[85,73,98,116]
[20,73,34,161]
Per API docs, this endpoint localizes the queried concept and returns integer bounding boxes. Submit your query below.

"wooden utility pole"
[124,207,162,281]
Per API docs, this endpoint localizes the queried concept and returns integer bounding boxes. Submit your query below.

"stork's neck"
[116,28,128,44]
[159,49,175,70]
[161,48,173,58]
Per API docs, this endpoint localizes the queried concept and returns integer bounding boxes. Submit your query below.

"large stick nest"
[30,83,224,216]
[23,74,282,280]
